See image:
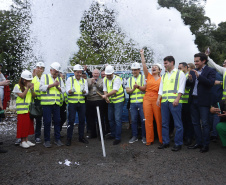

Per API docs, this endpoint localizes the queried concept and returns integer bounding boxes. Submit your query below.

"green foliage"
[70,2,154,66]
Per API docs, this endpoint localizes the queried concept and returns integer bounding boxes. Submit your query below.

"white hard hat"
[152,63,162,70]
[50,62,61,72]
[105,65,114,75]
[21,70,33,80]
[36,61,45,68]
[131,62,141,69]
[73,64,83,71]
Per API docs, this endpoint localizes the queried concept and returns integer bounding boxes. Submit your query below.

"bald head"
[92,69,100,79]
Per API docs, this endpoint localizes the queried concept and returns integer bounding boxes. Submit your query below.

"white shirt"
[158,68,186,95]
[103,75,122,92]
[207,57,226,75]
[66,76,88,96]
[39,74,65,94]
[0,73,6,89]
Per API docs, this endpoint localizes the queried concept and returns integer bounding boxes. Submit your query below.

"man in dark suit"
[187,53,216,153]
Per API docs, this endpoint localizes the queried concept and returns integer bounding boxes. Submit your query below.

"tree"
[71,2,154,66]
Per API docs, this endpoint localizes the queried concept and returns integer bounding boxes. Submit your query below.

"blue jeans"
[67,103,86,139]
[161,101,183,145]
[43,104,61,142]
[130,103,145,137]
[108,102,124,140]
[35,116,42,139]
[190,98,210,146]
[209,113,220,137]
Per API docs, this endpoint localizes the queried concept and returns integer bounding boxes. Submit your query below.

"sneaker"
[43,141,52,148]
[15,138,21,146]
[142,137,146,144]
[20,141,30,148]
[35,138,42,144]
[129,136,138,144]
[54,140,64,146]
[27,141,35,147]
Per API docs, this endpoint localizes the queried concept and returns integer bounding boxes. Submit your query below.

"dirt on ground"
[1,114,226,185]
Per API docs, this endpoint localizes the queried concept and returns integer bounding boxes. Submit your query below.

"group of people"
[1,49,226,154]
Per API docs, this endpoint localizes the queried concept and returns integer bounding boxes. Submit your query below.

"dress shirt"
[192,65,206,96]
[158,68,186,95]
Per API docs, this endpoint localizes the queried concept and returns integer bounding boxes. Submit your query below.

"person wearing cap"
[101,65,125,145]
[140,49,163,146]
[39,62,65,148]
[65,64,89,146]
[126,62,146,144]
[32,61,45,144]
[178,62,194,146]
[12,70,36,148]
[156,56,186,151]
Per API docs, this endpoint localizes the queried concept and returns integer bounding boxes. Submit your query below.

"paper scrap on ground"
[58,160,80,166]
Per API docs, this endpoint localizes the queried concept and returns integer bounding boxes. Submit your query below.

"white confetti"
[64,159,71,166]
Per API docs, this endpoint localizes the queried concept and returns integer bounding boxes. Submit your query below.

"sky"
[0,0,225,25]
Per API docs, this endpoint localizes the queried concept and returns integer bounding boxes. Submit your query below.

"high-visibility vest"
[40,74,61,106]
[67,77,86,104]
[57,79,68,106]
[161,70,183,103]
[32,76,41,100]
[104,75,125,104]
[222,72,226,100]
[181,73,190,104]
[15,84,32,114]
[129,74,145,103]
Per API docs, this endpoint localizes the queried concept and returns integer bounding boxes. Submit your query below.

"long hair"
[18,78,26,92]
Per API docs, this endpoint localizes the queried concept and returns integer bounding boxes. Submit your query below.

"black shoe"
[66,139,71,146]
[79,137,89,144]
[0,142,3,145]
[158,143,170,149]
[113,139,121,145]
[188,144,202,149]
[0,147,7,153]
[210,136,217,143]
[171,145,182,151]
[200,146,209,153]
[105,134,115,140]
[184,139,192,146]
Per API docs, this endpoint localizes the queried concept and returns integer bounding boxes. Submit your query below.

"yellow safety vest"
[104,75,125,104]
[161,70,183,103]
[15,84,32,114]
[129,74,145,103]
[40,74,61,106]
[67,77,86,104]
[181,73,190,104]
[58,80,68,106]
[32,76,41,100]
[222,72,226,100]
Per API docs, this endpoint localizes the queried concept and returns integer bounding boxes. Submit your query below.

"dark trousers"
[34,99,43,139]
[60,102,67,131]
[86,100,105,137]
[103,101,110,133]
[43,104,61,142]
[182,103,194,140]
[67,103,86,139]
[190,98,210,146]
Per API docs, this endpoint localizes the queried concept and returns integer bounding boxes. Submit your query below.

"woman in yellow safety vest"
[12,70,36,149]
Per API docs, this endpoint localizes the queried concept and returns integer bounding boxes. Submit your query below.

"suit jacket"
[187,65,216,107]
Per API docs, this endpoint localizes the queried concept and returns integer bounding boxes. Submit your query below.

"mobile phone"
[217,102,222,114]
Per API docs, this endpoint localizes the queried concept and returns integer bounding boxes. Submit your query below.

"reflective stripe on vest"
[40,74,61,105]
[181,73,190,103]
[15,84,32,114]
[32,76,41,100]
[104,76,125,104]
[222,72,226,100]
[67,77,85,103]
[161,70,183,103]
[129,74,145,103]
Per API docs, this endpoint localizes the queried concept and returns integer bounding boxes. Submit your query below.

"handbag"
[29,99,43,119]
